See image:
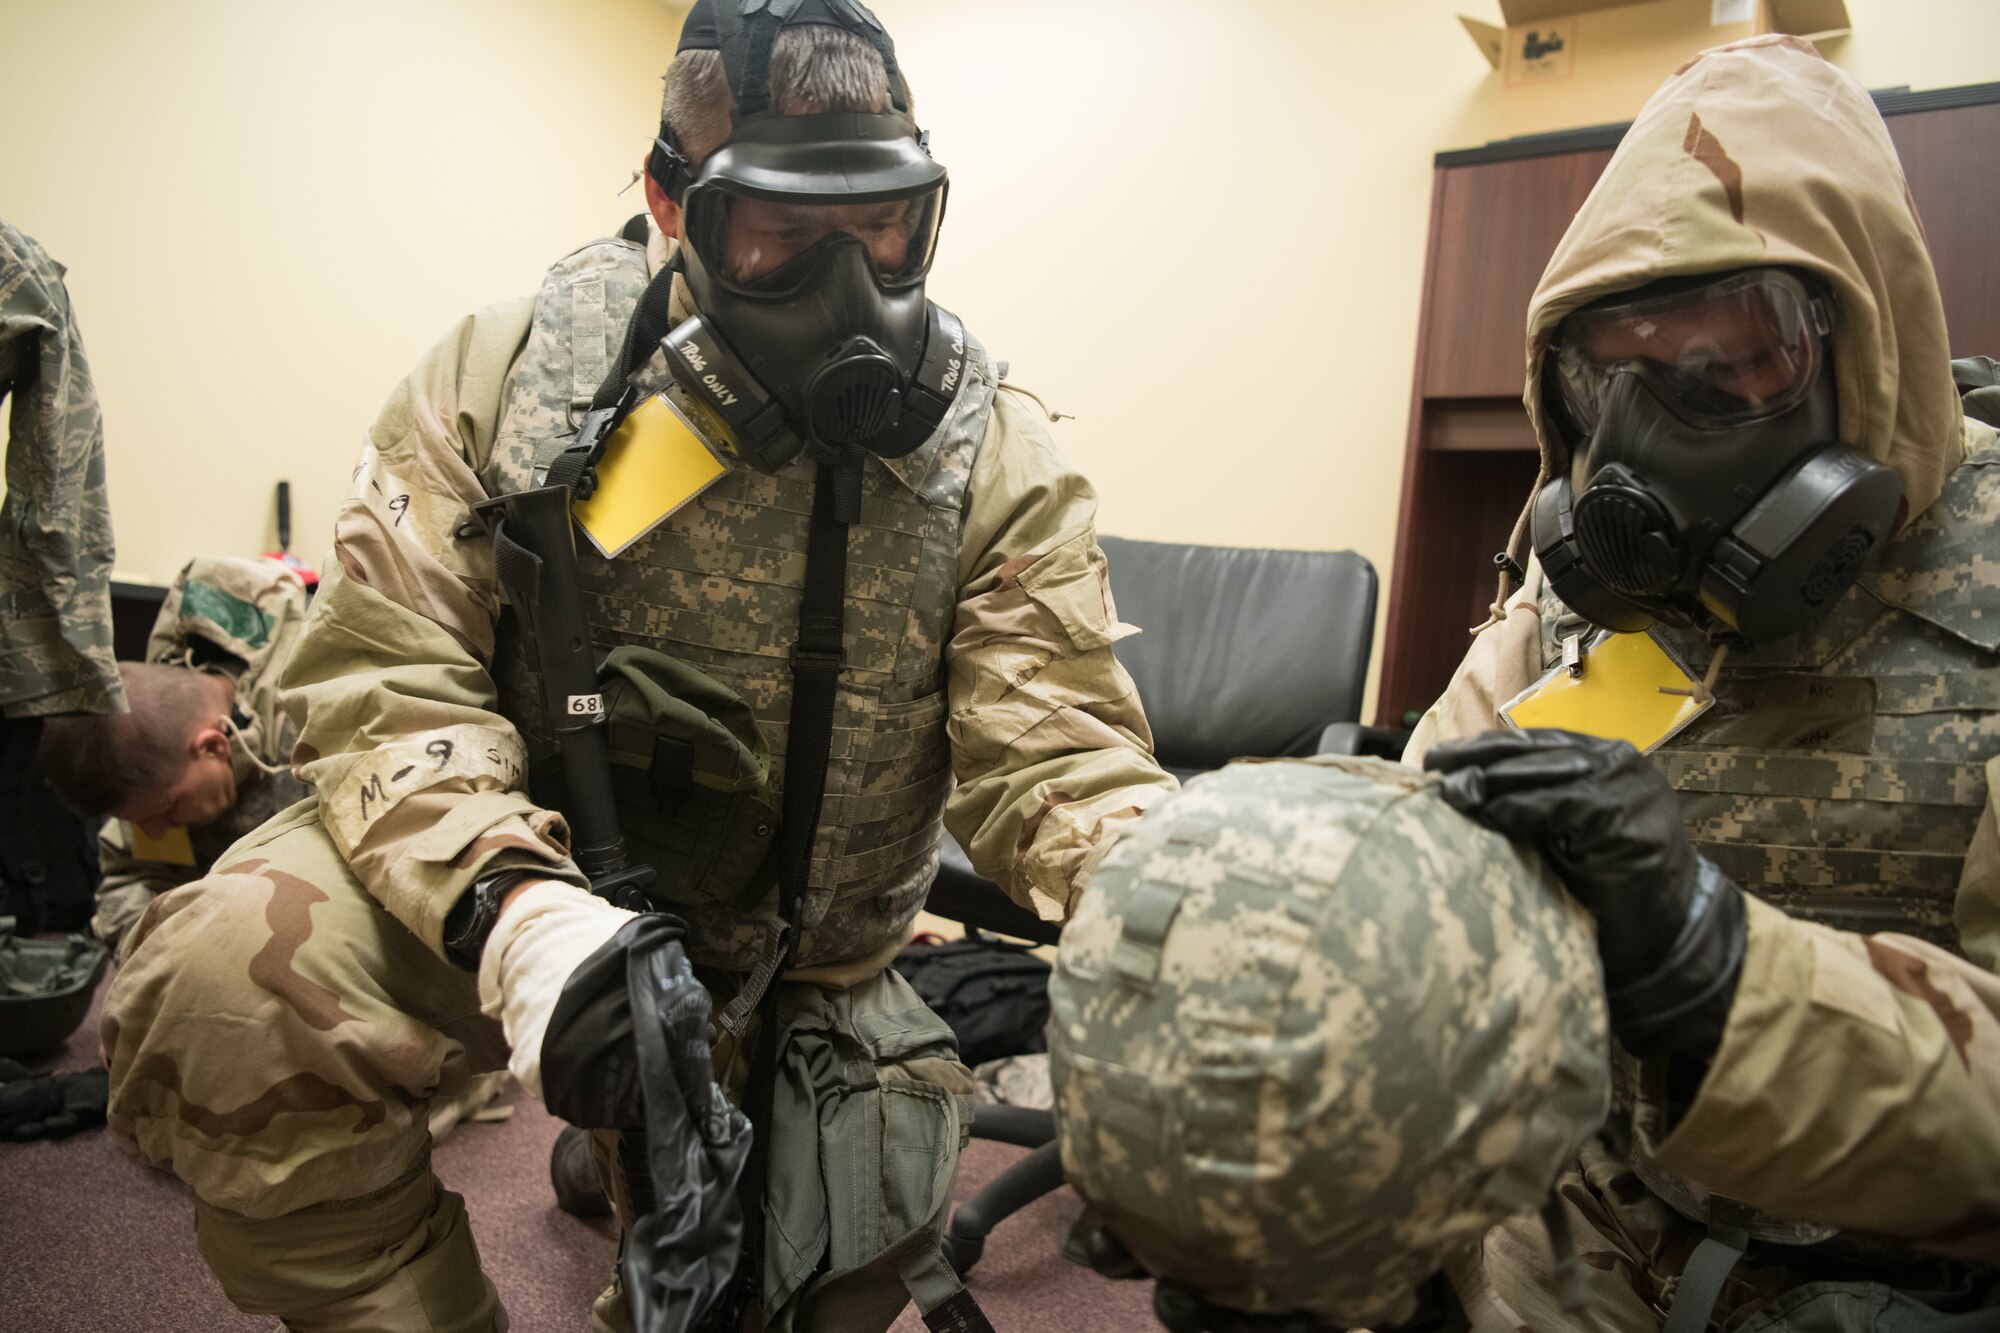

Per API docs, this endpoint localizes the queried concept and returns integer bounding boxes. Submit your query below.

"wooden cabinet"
[1420,149,1615,400]
[1376,84,2000,727]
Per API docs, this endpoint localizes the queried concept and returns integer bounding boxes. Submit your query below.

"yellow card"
[571,393,731,558]
[129,823,197,867]
[1501,631,1712,754]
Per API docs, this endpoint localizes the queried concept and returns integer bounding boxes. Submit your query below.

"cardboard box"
[1460,0,1851,136]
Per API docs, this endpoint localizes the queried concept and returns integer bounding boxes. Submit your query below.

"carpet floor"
[2,977,1154,1332]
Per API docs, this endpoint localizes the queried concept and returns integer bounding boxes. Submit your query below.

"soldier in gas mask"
[97,3,1176,1330]
[1408,36,2000,1331]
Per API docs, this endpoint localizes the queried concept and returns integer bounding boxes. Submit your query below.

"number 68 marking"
[567,694,604,716]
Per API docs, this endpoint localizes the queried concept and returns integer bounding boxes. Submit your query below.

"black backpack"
[892,930,1052,1069]
[0,716,100,935]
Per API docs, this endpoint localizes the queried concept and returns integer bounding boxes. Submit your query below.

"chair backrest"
[1099,536,1378,773]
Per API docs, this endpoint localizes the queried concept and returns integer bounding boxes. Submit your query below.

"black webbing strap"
[1660,1224,1748,1333]
[721,454,856,1325]
[544,255,684,500]
[713,0,910,119]
[771,456,855,936]
[489,524,542,635]
[923,1290,999,1333]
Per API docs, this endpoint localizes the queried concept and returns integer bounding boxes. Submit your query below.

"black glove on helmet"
[1424,728,1746,1062]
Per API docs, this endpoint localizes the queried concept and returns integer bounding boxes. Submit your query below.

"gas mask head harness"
[1530,266,1904,643]
[637,0,965,475]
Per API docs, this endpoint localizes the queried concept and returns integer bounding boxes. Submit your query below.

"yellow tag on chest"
[571,393,731,558]
[128,823,197,867]
[1501,631,1713,754]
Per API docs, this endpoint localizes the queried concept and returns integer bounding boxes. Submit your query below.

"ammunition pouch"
[593,645,780,916]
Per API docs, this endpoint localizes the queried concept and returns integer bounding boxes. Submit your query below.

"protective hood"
[1524,36,1969,528]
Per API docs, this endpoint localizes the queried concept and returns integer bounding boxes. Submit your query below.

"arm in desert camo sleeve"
[1655,760,2000,1258]
[1654,889,2000,1257]
[280,299,587,955]
[943,386,1178,923]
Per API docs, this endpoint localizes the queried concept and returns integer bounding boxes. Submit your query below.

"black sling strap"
[727,455,856,1313]
[1660,1216,1749,1333]
[717,452,995,1333]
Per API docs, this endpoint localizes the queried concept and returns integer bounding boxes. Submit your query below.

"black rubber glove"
[1424,728,1745,1061]
[0,1060,108,1140]
[538,913,751,1333]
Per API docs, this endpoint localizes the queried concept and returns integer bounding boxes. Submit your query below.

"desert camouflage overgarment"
[99,226,1174,1326]
[1406,37,2000,1313]
[280,228,1173,970]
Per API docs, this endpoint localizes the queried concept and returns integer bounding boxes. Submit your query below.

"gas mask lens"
[1552,269,1831,433]
[691,184,944,296]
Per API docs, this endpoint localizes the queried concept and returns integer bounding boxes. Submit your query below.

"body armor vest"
[1540,441,2000,954]
[1537,438,2000,1249]
[482,236,995,971]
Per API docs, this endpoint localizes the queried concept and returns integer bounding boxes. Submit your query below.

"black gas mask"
[1531,268,1903,642]
[645,0,965,474]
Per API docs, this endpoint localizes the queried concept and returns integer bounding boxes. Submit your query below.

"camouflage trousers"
[101,801,510,1331]
[1468,1141,1999,1333]
[102,799,970,1333]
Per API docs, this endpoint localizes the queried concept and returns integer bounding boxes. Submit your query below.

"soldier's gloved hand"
[535,911,722,1132]
[1423,728,1746,1060]
[477,882,636,1104]
[0,1061,108,1140]
[518,909,751,1326]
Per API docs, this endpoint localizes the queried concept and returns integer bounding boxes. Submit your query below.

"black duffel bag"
[892,930,1051,1069]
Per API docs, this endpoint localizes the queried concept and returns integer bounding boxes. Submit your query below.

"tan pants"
[103,804,511,1331]
[102,802,939,1333]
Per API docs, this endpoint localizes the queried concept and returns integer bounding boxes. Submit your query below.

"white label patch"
[1712,0,1755,24]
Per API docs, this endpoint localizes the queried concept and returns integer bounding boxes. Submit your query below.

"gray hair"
[661,23,902,166]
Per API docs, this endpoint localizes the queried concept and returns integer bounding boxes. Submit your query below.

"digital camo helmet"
[1521,37,1968,644]
[1049,756,1610,1330]
[649,0,966,472]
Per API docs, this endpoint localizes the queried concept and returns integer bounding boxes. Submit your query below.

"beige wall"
[1,0,683,584]
[4,0,1995,712]
[876,0,1999,711]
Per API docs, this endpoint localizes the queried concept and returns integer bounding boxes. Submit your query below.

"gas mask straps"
[621,0,966,476]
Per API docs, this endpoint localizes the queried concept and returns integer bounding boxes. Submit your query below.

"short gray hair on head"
[660,23,902,167]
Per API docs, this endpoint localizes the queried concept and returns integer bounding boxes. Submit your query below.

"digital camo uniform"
[1405,38,2000,1329]
[94,555,311,953]
[101,223,1175,1332]
[1050,755,1610,1329]
[0,220,122,718]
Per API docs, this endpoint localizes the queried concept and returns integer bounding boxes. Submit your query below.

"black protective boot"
[550,1123,612,1218]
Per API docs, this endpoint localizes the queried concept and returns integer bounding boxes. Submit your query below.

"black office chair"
[926,535,1392,1275]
